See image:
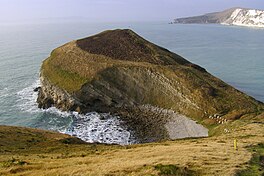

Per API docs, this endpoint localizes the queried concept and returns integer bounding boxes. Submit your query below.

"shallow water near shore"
[0,21,263,144]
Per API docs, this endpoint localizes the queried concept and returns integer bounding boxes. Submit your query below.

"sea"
[0,21,263,145]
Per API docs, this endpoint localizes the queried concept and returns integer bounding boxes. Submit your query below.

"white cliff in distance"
[222,8,264,27]
[173,8,264,28]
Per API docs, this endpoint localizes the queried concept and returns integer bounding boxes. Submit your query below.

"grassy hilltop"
[38,29,263,127]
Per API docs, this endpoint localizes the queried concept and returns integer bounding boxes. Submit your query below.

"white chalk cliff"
[222,8,264,28]
[173,8,264,28]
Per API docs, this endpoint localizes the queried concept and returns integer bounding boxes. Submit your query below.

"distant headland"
[171,7,264,28]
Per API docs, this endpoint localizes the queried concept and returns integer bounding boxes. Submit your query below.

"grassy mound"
[39,29,263,128]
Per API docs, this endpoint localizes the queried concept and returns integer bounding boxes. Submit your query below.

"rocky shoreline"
[37,75,80,111]
[37,78,208,143]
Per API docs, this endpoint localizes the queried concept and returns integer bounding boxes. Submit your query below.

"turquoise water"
[0,22,263,143]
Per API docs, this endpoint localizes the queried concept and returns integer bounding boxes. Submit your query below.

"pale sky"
[0,0,264,23]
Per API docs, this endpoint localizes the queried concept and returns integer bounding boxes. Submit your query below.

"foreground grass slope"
[1,112,264,175]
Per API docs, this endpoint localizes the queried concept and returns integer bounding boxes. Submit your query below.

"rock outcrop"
[37,29,264,141]
[172,7,264,28]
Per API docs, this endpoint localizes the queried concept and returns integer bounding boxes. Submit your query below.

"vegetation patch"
[0,158,28,168]
[236,143,264,176]
[154,164,198,176]
[59,137,87,144]
[42,58,87,93]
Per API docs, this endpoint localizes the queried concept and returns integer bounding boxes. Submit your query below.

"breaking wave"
[63,112,135,145]
[16,80,135,145]
[17,80,41,113]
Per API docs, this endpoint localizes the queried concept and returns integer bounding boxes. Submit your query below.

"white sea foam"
[63,112,135,145]
[16,80,135,145]
[16,80,41,113]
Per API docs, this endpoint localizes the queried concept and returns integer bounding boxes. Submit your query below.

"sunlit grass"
[1,115,264,175]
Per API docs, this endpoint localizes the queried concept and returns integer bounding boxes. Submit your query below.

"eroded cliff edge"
[37,29,264,142]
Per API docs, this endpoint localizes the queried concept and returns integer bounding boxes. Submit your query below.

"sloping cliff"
[37,29,263,141]
[173,8,264,28]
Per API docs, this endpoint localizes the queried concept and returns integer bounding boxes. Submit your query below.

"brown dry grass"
[1,113,264,175]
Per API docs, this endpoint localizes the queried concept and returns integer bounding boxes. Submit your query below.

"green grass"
[236,143,264,176]
[42,59,87,93]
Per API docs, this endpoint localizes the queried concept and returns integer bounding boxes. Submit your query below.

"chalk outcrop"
[173,8,264,28]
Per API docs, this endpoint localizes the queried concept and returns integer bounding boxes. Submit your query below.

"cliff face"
[37,29,264,133]
[37,75,78,111]
[223,8,264,27]
[173,8,264,28]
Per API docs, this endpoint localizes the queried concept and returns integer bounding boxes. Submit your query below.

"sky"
[0,0,264,23]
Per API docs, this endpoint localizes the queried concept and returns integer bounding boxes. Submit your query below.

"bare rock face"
[37,76,77,111]
[37,29,264,142]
